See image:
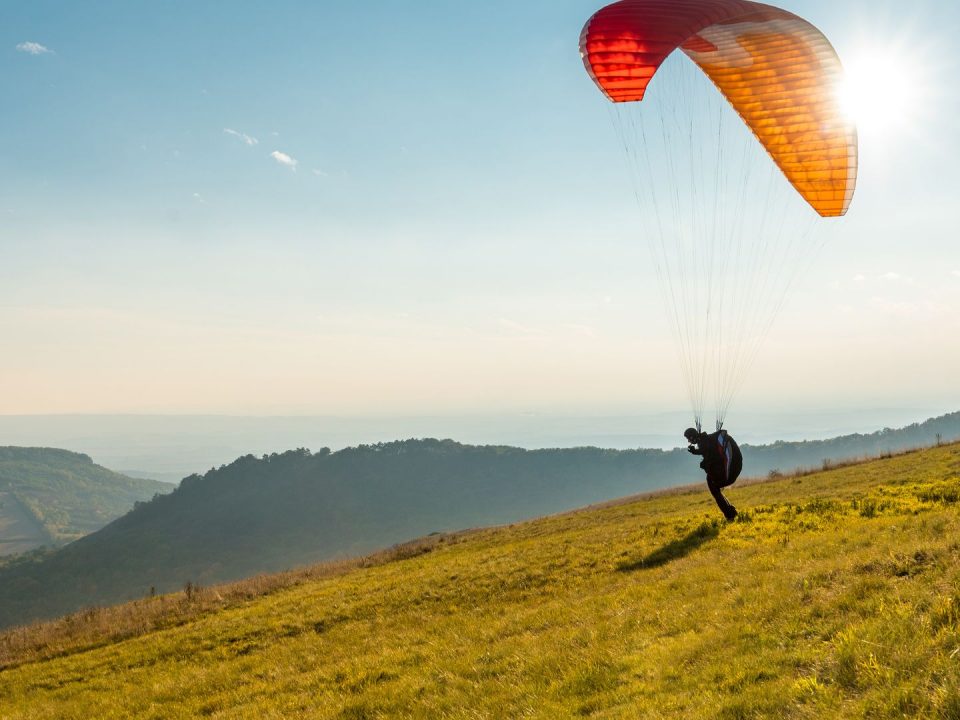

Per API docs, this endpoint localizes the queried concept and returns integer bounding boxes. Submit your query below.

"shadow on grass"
[617,521,721,572]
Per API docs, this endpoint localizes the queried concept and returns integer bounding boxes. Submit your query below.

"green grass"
[2,445,960,718]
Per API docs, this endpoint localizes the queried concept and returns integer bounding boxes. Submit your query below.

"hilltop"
[2,443,959,718]
[0,447,171,556]
[0,412,956,629]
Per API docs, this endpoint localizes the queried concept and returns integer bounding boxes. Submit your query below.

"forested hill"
[744,411,960,472]
[0,442,681,628]
[0,448,171,557]
[0,411,956,629]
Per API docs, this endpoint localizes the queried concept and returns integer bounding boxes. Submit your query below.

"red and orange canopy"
[580,0,857,217]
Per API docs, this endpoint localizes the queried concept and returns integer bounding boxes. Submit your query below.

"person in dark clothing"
[684,427,742,521]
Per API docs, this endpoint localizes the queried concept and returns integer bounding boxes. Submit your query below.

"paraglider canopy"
[578,0,859,431]
[580,0,858,217]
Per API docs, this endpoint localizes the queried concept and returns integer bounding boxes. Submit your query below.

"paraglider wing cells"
[580,0,857,217]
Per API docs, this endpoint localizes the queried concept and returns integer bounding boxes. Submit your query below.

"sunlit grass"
[1,444,959,718]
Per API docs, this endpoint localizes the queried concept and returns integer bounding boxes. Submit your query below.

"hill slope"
[0,411,957,629]
[2,444,960,718]
[0,447,172,556]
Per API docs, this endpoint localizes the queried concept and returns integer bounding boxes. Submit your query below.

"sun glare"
[837,45,924,139]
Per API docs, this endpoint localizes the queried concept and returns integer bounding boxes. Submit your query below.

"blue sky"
[1,0,958,419]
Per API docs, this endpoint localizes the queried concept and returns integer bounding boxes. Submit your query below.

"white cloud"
[16,41,52,55]
[223,128,258,146]
[498,318,542,336]
[312,168,328,177]
[878,271,918,286]
[270,151,298,170]
[192,193,206,204]
[564,323,596,338]
[869,296,949,319]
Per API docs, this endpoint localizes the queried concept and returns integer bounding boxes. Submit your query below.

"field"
[0,492,50,557]
[2,444,960,719]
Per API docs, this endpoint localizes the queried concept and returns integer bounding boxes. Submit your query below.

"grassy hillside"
[2,412,957,630]
[0,447,172,555]
[2,444,959,718]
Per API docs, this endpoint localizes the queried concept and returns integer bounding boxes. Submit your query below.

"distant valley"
[0,448,171,557]
[0,408,948,484]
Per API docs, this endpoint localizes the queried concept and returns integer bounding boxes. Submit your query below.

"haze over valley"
[0,407,950,484]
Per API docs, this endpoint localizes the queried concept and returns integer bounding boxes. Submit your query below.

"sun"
[836,44,925,140]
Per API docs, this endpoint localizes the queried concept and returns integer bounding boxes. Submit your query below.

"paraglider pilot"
[685,427,742,521]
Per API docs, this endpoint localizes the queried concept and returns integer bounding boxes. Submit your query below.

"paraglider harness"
[690,425,742,488]
[712,429,737,486]
[688,424,743,521]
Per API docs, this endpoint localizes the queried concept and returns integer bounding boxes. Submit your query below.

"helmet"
[684,428,699,442]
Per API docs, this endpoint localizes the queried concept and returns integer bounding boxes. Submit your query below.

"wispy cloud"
[16,41,52,55]
[869,296,948,319]
[564,323,596,338]
[498,318,542,336]
[312,168,328,177]
[879,271,918,286]
[270,151,298,171]
[223,128,258,146]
